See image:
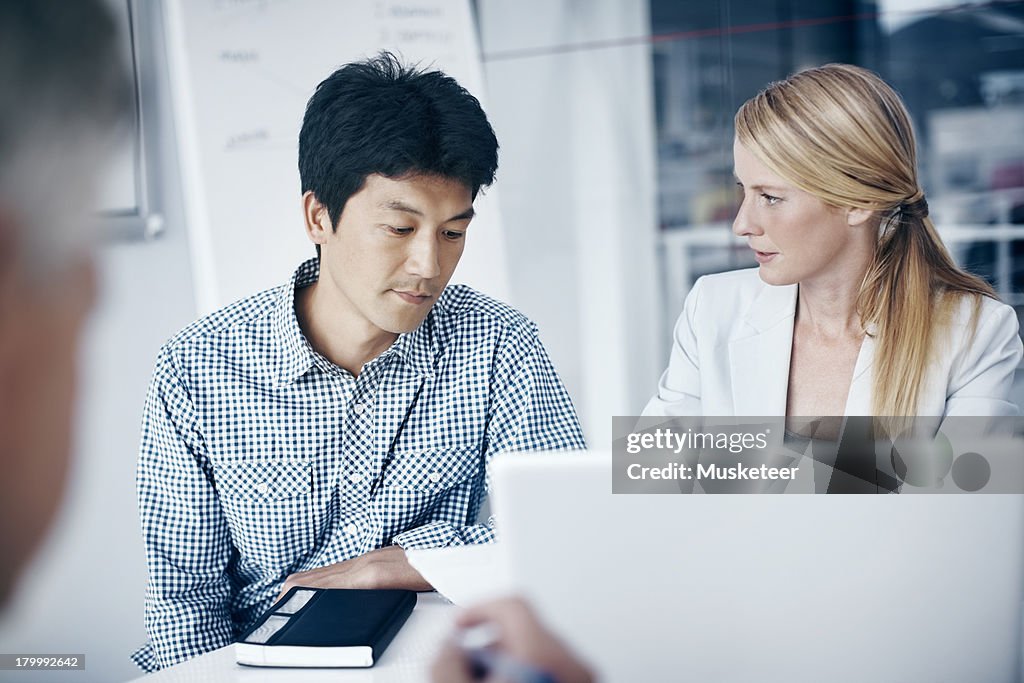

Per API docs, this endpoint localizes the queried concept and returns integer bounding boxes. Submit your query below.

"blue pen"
[456,623,559,683]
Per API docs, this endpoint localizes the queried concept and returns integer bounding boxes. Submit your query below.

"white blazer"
[644,268,1023,417]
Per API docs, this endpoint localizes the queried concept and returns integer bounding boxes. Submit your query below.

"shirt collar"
[272,258,320,386]
[272,258,438,385]
[387,311,438,379]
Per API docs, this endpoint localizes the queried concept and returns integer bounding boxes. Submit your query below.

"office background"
[0,1,1020,681]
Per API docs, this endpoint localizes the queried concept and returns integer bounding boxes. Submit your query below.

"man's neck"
[294,281,397,376]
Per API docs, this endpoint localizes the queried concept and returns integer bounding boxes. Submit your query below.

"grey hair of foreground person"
[0,0,132,276]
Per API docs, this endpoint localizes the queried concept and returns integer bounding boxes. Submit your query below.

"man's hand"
[277,546,432,601]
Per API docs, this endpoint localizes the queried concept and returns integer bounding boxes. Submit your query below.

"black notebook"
[235,587,416,668]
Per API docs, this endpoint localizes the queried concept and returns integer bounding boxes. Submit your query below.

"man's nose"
[405,232,441,280]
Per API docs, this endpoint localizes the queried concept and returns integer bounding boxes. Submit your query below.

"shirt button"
[427,471,441,483]
[344,523,359,535]
[348,472,363,483]
[255,482,269,495]
[353,403,366,415]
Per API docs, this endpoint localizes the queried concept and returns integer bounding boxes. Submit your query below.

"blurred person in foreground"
[645,64,1022,425]
[0,0,130,606]
[431,598,594,683]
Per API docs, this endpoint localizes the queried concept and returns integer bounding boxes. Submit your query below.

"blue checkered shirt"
[132,258,585,672]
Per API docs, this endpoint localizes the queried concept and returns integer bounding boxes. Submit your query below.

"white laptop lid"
[491,451,1024,683]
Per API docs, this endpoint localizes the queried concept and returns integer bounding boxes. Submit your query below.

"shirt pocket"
[215,459,314,571]
[375,446,482,537]
[383,446,481,491]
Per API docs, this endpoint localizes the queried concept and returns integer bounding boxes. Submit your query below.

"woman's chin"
[756,265,793,287]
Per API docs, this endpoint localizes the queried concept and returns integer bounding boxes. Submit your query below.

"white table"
[127,593,455,683]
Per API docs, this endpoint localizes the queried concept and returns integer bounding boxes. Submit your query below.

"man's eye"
[443,230,465,240]
[388,226,414,235]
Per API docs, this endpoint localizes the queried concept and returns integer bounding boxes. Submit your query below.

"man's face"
[309,173,474,338]
[0,255,95,605]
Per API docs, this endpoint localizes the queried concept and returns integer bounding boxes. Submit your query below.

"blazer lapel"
[843,326,876,416]
[729,282,797,415]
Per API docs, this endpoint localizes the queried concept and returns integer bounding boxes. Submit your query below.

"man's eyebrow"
[379,201,474,222]
[447,206,475,222]
[380,199,425,216]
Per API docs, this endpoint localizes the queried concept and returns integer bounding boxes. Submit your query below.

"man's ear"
[302,191,333,246]
[846,205,875,228]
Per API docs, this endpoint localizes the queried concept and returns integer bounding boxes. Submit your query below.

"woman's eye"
[761,193,781,205]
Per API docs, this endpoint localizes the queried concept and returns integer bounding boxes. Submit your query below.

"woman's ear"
[846,206,875,228]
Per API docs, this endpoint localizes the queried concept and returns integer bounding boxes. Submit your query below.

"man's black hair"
[298,51,499,232]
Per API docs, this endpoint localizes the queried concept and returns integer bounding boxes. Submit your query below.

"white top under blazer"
[644,268,1023,417]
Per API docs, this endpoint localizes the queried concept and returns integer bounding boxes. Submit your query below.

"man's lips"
[392,290,434,304]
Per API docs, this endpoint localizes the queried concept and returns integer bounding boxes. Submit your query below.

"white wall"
[478,0,662,444]
[0,3,196,681]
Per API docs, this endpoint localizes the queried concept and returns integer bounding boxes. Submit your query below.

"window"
[652,0,1024,340]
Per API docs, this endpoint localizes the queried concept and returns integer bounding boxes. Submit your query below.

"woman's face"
[732,138,871,287]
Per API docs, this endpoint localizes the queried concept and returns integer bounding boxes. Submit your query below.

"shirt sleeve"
[643,276,705,416]
[393,318,586,549]
[131,349,235,672]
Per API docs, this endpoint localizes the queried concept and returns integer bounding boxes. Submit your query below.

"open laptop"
[491,451,1024,682]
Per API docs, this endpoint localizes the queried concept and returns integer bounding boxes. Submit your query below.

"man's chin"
[373,294,439,335]
[379,313,431,336]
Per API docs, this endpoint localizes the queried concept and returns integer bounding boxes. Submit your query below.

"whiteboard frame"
[99,0,164,242]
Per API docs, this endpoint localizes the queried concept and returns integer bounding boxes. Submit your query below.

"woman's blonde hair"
[734,63,995,418]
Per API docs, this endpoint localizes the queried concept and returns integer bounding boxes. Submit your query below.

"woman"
[645,64,1022,420]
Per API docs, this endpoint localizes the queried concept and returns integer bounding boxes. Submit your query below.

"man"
[0,0,129,607]
[134,53,585,671]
